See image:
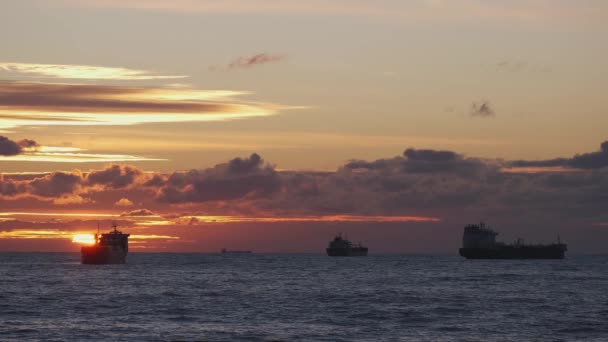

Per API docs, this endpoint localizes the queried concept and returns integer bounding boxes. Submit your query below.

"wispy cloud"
[211,54,286,71]
[0,151,164,163]
[0,62,186,81]
[0,81,287,129]
[470,101,495,118]
[179,215,440,224]
[0,135,163,163]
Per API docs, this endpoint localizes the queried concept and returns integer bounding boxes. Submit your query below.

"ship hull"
[326,247,368,257]
[459,246,565,259]
[81,246,127,264]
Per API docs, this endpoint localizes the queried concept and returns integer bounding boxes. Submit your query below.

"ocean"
[1,253,607,341]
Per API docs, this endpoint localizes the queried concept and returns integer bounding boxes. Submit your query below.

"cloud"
[175,214,439,224]
[345,148,490,177]
[511,141,608,170]
[404,148,458,162]
[29,171,84,198]
[115,197,134,207]
[0,62,186,80]
[156,153,282,203]
[2,142,608,227]
[212,54,285,71]
[470,101,495,118]
[16,139,39,149]
[0,151,165,163]
[0,135,160,163]
[0,136,22,156]
[0,164,145,203]
[121,209,156,216]
[0,218,134,232]
[0,136,39,156]
[0,81,287,129]
[87,165,145,189]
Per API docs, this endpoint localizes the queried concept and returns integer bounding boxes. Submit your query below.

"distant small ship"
[459,222,567,259]
[221,248,252,254]
[326,234,368,256]
[81,224,130,264]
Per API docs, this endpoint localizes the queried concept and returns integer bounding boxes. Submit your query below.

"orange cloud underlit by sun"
[0,82,295,130]
[0,229,179,243]
[70,233,178,245]
[172,215,441,225]
[0,62,187,80]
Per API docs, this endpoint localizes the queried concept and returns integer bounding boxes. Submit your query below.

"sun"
[72,233,96,245]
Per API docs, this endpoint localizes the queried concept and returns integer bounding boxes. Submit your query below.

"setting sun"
[72,234,95,245]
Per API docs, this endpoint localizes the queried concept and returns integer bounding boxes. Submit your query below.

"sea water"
[1,253,607,341]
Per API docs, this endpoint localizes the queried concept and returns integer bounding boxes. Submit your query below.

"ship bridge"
[462,222,498,248]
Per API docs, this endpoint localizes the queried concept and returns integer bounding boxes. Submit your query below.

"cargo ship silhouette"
[81,224,130,264]
[326,234,368,256]
[459,222,567,259]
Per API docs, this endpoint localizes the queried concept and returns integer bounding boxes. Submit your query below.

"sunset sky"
[1,0,607,253]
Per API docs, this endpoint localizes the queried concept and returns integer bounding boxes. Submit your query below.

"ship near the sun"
[326,234,368,256]
[81,224,130,264]
[459,222,567,259]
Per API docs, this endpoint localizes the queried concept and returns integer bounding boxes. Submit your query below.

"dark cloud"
[345,149,490,177]
[470,101,495,118]
[144,174,166,187]
[0,165,143,201]
[509,158,568,168]
[404,149,458,162]
[87,165,144,189]
[511,141,608,170]
[0,136,40,156]
[0,136,21,156]
[0,176,23,196]
[570,141,608,169]
[403,148,489,176]
[157,153,281,203]
[30,171,83,197]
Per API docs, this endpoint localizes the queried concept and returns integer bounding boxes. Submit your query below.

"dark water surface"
[1,253,607,341]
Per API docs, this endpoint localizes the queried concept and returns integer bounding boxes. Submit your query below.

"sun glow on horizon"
[71,233,96,245]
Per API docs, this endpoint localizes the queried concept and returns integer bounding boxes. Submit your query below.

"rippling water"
[1,253,607,341]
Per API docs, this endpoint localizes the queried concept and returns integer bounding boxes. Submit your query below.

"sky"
[0,0,607,253]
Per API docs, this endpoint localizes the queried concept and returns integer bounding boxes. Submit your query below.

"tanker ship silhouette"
[459,222,567,259]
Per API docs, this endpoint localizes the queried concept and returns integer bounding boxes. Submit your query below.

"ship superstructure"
[326,234,368,256]
[459,222,567,259]
[81,224,130,264]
